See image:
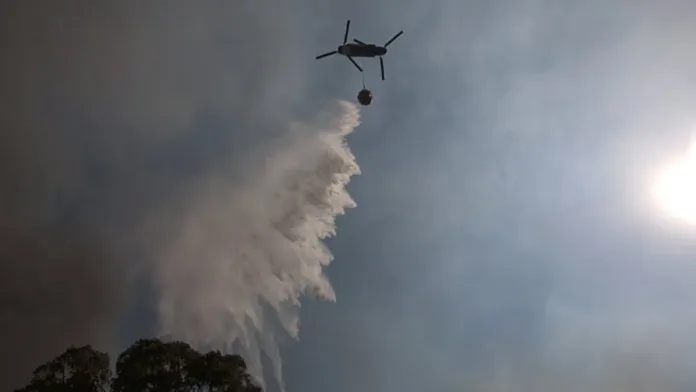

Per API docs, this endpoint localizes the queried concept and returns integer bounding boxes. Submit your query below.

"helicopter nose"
[338,46,344,54]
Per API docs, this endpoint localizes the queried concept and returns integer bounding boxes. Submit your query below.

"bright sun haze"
[653,139,696,225]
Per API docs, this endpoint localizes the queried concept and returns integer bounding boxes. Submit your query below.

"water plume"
[153,101,361,390]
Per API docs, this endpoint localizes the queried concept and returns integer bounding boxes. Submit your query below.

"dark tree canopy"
[15,339,262,392]
[15,345,111,392]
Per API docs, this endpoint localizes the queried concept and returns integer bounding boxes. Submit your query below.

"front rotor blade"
[315,51,337,59]
[343,20,350,44]
[384,30,403,47]
[353,38,367,45]
[347,55,363,72]
[380,57,385,80]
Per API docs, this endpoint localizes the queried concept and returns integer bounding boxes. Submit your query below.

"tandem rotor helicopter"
[315,20,403,106]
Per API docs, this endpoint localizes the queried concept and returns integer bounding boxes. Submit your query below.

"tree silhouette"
[15,345,111,392]
[15,339,262,392]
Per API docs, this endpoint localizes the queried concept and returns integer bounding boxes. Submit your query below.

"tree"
[15,345,111,392]
[188,351,262,392]
[111,338,199,392]
[16,339,262,392]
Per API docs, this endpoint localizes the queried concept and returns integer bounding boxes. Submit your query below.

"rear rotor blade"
[380,57,385,80]
[347,55,363,72]
[353,38,367,45]
[384,30,403,47]
[315,51,337,59]
[343,20,350,44]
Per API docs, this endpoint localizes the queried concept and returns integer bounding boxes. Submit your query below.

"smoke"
[0,226,127,390]
[150,101,361,390]
[0,5,132,389]
[0,2,359,390]
[446,294,696,392]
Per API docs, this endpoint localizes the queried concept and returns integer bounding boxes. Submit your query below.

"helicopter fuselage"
[314,20,402,80]
[338,43,387,58]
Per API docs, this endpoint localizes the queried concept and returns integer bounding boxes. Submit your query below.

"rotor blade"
[346,55,363,72]
[353,38,367,45]
[315,51,337,59]
[380,56,385,80]
[343,20,350,44]
[384,30,403,47]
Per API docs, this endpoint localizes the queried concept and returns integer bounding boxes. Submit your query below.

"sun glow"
[652,140,696,225]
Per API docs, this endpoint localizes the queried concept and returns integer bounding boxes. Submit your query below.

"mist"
[151,101,360,390]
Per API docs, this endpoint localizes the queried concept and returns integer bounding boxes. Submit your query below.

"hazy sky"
[3,1,696,391]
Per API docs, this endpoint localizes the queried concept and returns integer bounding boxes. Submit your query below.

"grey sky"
[3,1,696,391]
[286,1,696,391]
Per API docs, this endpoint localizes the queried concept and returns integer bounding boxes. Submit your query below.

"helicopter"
[315,20,403,81]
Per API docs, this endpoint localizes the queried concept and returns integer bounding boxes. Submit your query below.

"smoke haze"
[0,2,357,390]
[6,1,696,392]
